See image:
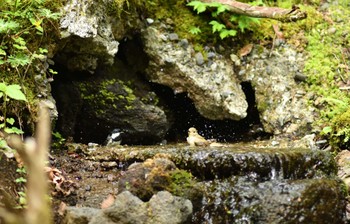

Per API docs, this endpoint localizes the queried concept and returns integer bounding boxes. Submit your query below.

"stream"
[55,140,346,224]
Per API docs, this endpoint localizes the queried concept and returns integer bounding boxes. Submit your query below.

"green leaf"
[209,21,225,33]
[0,19,20,33]
[49,69,58,75]
[32,53,46,60]
[15,177,27,183]
[216,4,228,14]
[321,126,332,134]
[13,37,26,46]
[189,26,202,35]
[0,139,8,149]
[6,117,15,125]
[5,127,24,134]
[5,84,27,101]
[7,53,31,67]
[39,48,48,54]
[219,29,237,39]
[230,15,238,22]
[0,83,7,92]
[13,44,27,50]
[38,8,61,20]
[187,1,207,14]
[0,48,6,56]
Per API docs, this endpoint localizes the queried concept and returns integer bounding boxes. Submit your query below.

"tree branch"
[202,0,307,22]
[1,102,52,224]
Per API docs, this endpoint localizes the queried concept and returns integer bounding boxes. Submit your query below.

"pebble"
[179,39,188,49]
[85,185,91,191]
[195,52,205,66]
[168,33,179,41]
[207,52,216,59]
[230,54,241,66]
[146,18,154,24]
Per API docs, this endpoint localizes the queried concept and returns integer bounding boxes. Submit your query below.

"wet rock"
[193,177,346,223]
[83,144,346,222]
[142,25,248,120]
[87,144,338,181]
[117,157,177,200]
[53,48,171,144]
[241,44,315,136]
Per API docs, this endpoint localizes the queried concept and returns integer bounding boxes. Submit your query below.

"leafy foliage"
[0,0,61,70]
[0,0,61,138]
[0,82,27,136]
[187,0,260,39]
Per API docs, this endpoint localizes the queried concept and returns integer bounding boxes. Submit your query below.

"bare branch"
[1,102,52,224]
[202,0,307,22]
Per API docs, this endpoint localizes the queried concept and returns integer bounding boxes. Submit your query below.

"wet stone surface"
[53,142,347,223]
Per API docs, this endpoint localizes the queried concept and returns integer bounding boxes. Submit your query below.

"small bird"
[187,127,210,147]
[105,128,123,146]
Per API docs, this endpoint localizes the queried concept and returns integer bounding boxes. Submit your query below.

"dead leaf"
[238,43,253,57]
[101,194,115,209]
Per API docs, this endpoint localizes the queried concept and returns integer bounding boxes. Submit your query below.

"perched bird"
[105,128,123,146]
[187,127,210,147]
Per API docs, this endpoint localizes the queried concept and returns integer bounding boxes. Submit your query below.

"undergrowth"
[0,0,62,134]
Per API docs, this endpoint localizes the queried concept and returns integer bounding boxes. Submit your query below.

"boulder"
[64,191,193,224]
[142,24,248,120]
[239,44,315,135]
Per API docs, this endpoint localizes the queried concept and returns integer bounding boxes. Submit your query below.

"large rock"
[64,191,193,224]
[142,24,248,120]
[52,62,171,144]
[239,44,315,135]
[56,0,141,72]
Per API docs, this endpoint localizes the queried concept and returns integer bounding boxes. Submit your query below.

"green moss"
[300,0,350,148]
[167,169,196,197]
[79,79,139,115]
[257,100,269,113]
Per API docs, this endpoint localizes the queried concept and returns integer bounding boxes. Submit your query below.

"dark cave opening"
[50,35,270,145]
[151,82,270,143]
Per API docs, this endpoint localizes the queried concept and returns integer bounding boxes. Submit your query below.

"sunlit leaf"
[0,19,20,33]
[5,84,27,101]
[0,49,6,56]
[7,54,31,67]
[187,1,207,14]
[5,127,24,134]
[209,21,225,33]
[6,117,15,125]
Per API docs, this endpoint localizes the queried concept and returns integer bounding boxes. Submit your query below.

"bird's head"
[188,127,198,136]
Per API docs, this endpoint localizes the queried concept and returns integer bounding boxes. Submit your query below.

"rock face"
[52,59,171,144]
[57,0,121,72]
[52,0,171,144]
[53,0,316,142]
[64,191,193,224]
[142,24,248,120]
[239,44,315,135]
